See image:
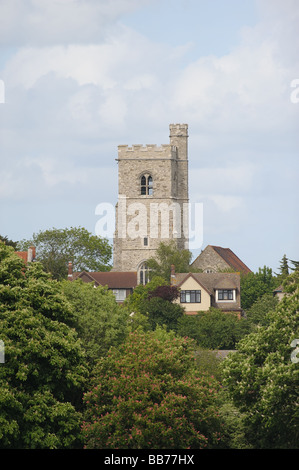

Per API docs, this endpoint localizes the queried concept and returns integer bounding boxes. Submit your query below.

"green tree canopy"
[146,240,195,281]
[0,235,18,249]
[290,259,299,271]
[245,292,279,328]
[0,242,88,448]
[123,276,168,314]
[60,279,130,364]
[222,271,299,449]
[124,275,184,332]
[240,266,278,311]
[177,308,248,350]
[18,226,112,280]
[139,296,185,332]
[278,254,290,278]
[82,327,222,449]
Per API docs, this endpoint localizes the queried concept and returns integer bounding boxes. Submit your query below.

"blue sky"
[0,0,298,273]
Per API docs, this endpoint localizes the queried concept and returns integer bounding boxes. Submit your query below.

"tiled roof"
[15,251,28,263]
[174,272,240,294]
[73,271,137,289]
[210,245,251,274]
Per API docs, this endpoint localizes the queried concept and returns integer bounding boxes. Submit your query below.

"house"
[15,246,36,263]
[273,285,285,301]
[68,263,137,303]
[191,245,251,275]
[170,265,242,316]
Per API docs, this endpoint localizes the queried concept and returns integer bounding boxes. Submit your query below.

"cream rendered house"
[171,268,242,316]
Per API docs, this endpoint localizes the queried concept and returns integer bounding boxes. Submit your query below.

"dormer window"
[216,289,236,302]
[141,174,153,196]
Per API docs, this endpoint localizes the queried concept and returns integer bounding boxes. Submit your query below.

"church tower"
[113,124,189,284]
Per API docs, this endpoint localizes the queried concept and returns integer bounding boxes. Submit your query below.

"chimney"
[68,261,73,281]
[30,246,36,261]
[27,246,36,262]
[170,264,175,285]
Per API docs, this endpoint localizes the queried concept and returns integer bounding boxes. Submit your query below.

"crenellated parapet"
[117,144,178,160]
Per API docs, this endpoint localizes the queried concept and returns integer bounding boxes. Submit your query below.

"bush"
[177,308,246,350]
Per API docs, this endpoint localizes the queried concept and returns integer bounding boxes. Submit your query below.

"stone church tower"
[113,124,189,284]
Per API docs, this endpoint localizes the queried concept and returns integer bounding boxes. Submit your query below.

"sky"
[0,0,298,273]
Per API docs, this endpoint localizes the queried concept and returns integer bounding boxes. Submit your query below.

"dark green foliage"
[245,292,279,327]
[140,296,185,332]
[222,271,299,449]
[240,266,278,311]
[0,235,18,249]
[0,243,88,448]
[17,226,112,280]
[177,308,247,350]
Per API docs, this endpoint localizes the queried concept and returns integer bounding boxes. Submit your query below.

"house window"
[141,174,153,196]
[217,289,235,301]
[180,290,201,303]
[139,262,151,285]
[112,289,127,302]
[144,237,148,246]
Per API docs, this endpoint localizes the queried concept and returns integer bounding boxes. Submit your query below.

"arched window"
[138,261,151,285]
[140,174,153,196]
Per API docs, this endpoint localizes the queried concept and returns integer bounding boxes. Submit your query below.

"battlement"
[169,123,188,137]
[118,144,177,159]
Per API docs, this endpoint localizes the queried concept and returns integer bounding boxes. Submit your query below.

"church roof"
[209,245,251,274]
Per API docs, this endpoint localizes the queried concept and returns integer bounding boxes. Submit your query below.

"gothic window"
[140,174,153,196]
[138,262,151,285]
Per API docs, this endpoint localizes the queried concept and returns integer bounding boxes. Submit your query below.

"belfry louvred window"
[141,174,153,195]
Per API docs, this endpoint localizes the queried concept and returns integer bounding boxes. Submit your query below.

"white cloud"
[209,195,243,213]
[0,0,155,46]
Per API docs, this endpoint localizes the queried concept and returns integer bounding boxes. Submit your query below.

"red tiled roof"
[210,245,251,274]
[15,251,28,263]
[73,271,137,289]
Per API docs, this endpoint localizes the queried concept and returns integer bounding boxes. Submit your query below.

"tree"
[245,292,279,328]
[0,242,88,448]
[82,328,223,449]
[18,226,112,280]
[60,279,130,364]
[278,254,289,278]
[222,271,299,448]
[148,284,180,302]
[123,276,168,314]
[240,266,278,311]
[146,240,194,281]
[125,277,184,332]
[177,308,247,350]
[139,296,185,332]
[0,235,18,249]
[290,260,299,271]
